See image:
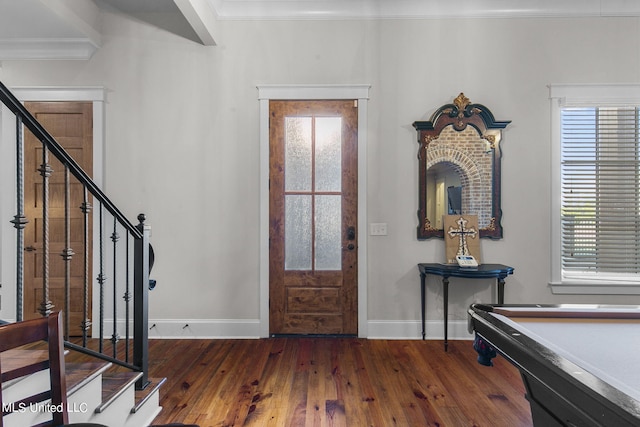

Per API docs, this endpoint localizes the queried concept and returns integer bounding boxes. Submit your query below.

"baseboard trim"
[102,319,262,339]
[100,319,476,340]
[366,319,475,340]
[148,319,262,339]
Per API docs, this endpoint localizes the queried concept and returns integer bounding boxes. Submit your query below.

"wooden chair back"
[0,312,68,427]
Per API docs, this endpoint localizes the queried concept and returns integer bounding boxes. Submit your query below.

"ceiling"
[1,0,640,60]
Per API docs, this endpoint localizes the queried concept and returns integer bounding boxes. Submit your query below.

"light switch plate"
[370,223,388,236]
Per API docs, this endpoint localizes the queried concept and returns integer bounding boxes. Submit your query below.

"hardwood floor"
[148,338,533,427]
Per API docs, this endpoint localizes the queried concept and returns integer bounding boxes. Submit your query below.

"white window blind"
[561,106,640,279]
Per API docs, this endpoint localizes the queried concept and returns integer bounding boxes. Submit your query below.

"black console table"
[418,263,514,351]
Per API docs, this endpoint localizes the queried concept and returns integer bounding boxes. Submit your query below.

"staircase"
[0,80,163,425]
[2,345,165,426]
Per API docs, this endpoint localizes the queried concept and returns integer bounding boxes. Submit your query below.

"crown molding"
[210,0,640,20]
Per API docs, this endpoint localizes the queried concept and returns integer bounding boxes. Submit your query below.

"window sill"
[549,281,640,295]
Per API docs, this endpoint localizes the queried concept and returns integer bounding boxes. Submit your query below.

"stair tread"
[65,361,112,396]
[133,377,167,413]
[1,348,48,381]
[0,343,66,383]
[96,370,143,413]
[2,345,165,422]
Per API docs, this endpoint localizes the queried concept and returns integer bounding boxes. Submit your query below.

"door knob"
[24,246,36,252]
[347,226,356,241]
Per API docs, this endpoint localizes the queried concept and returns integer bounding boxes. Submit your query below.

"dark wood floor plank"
[304,340,329,426]
[239,339,284,427]
[211,340,268,427]
[330,339,369,427]
[427,343,504,426]
[424,347,517,425]
[252,338,300,426]
[449,344,534,426]
[159,340,235,422]
[148,338,533,427]
[348,340,391,427]
[386,341,449,426]
[361,340,415,425]
[381,341,438,426]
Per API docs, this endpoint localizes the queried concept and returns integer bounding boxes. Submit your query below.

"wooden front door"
[23,102,93,336]
[269,100,358,335]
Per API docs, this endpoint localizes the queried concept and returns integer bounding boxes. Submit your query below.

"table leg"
[443,277,449,352]
[497,277,505,305]
[420,273,426,340]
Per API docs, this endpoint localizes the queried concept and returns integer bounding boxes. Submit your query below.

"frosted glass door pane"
[285,117,312,192]
[315,195,342,270]
[285,195,312,270]
[315,117,342,192]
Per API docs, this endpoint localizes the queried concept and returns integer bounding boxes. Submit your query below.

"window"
[550,84,640,294]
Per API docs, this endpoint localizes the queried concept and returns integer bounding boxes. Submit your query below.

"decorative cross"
[447,216,477,256]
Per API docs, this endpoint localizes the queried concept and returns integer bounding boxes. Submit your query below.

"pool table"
[467,303,640,427]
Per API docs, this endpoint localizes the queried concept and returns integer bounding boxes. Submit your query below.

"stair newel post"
[11,114,28,322]
[134,213,150,390]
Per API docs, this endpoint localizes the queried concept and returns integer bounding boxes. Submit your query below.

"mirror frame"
[412,93,511,240]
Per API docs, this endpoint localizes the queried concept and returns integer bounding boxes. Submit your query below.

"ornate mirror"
[413,93,511,239]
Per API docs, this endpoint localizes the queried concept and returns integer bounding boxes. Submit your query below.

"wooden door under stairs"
[23,101,93,336]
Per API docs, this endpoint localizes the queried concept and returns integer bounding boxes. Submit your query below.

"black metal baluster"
[61,165,74,339]
[124,233,131,363]
[97,202,105,353]
[38,142,53,317]
[10,115,28,322]
[111,217,120,358]
[80,188,92,346]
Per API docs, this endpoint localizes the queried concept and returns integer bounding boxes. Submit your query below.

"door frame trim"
[258,84,371,338]
[0,86,104,322]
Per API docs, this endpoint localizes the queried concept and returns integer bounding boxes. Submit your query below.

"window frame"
[550,84,640,295]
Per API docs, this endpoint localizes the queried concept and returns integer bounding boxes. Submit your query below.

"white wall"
[2,11,640,337]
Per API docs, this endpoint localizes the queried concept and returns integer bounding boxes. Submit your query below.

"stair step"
[1,348,48,382]
[66,362,112,396]
[96,371,143,413]
[2,345,165,425]
[133,377,167,413]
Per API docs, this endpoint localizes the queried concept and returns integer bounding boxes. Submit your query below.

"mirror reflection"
[426,162,461,230]
[413,93,511,239]
[426,126,494,230]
